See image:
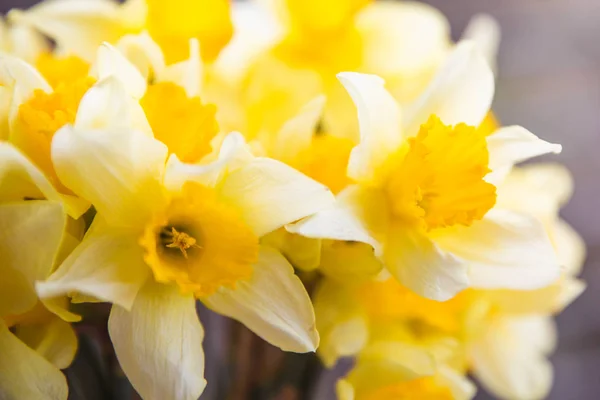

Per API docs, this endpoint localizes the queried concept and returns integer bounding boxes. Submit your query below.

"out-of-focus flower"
[289,43,562,301]
[0,142,82,400]
[8,0,233,63]
[34,63,334,398]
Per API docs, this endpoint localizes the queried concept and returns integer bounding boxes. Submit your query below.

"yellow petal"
[337,72,402,184]
[261,228,322,271]
[404,41,494,136]
[159,39,202,98]
[109,281,206,400]
[219,157,334,237]
[434,209,560,291]
[0,201,66,284]
[14,317,77,369]
[470,315,555,400]
[0,263,36,316]
[0,320,68,400]
[37,223,150,310]
[51,125,168,227]
[203,245,319,352]
[320,240,383,283]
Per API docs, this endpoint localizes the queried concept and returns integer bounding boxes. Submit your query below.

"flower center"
[145,0,233,63]
[385,114,496,230]
[36,54,90,89]
[15,72,94,193]
[140,82,219,163]
[140,182,259,297]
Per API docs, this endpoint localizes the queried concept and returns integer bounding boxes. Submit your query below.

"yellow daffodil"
[0,142,82,400]
[289,42,562,301]
[33,70,334,399]
[8,0,232,63]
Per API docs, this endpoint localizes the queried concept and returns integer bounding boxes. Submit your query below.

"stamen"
[162,227,201,259]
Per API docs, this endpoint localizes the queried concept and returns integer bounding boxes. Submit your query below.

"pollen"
[162,227,201,259]
[140,82,219,163]
[386,114,496,230]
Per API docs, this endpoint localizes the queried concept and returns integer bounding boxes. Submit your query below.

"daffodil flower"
[289,42,562,301]
[8,0,232,63]
[35,73,334,398]
[0,142,82,400]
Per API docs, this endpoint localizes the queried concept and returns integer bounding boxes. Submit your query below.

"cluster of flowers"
[0,0,586,399]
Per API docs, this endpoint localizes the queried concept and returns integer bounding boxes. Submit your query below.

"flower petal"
[37,223,150,310]
[357,1,450,77]
[219,157,334,237]
[0,263,36,317]
[461,14,500,75]
[51,125,168,227]
[471,315,555,400]
[487,126,562,176]
[203,245,319,353]
[0,320,68,400]
[0,142,89,218]
[272,95,326,162]
[14,317,78,369]
[287,185,388,256]
[115,31,166,81]
[434,208,560,290]
[404,41,494,135]
[160,39,202,98]
[337,72,402,184]
[384,226,469,301]
[75,76,153,136]
[164,131,253,191]
[0,201,66,286]
[109,282,206,400]
[93,42,147,99]
[8,0,134,62]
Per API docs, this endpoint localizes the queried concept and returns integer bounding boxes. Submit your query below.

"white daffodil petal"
[357,1,450,77]
[203,245,319,353]
[164,132,253,191]
[287,185,388,256]
[0,52,50,95]
[0,142,89,218]
[219,157,334,236]
[51,125,168,228]
[160,39,202,98]
[404,41,494,135]
[337,72,402,184]
[0,201,66,284]
[37,226,150,310]
[8,0,129,62]
[461,14,500,75]
[116,31,166,82]
[93,42,147,99]
[471,315,555,400]
[272,95,325,162]
[384,226,469,301]
[437,366,477,400]
[75,76,153,136]
[15,317,78,370]
[554,218,586,276]
[0,320,68,400]
[109,282,206,400]
[435,208,560,290]
[487,126,562,173]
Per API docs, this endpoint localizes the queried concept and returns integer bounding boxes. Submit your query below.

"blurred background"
[3,0,599,399]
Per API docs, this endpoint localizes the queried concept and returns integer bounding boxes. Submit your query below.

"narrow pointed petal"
[287,185,388,256]
[203,245,319,352]
[37,224,150,310]
[94,42,147,99]
[461,14,500,74]
[337,72,402,184]
[404,41,494,135]
[434,209,560,290]
[0,321,68,400]
[219,157,334,236]
[109,282,206,400]
[385,226,469,301]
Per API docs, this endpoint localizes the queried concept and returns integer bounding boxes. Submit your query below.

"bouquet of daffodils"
[0,0,586,399]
